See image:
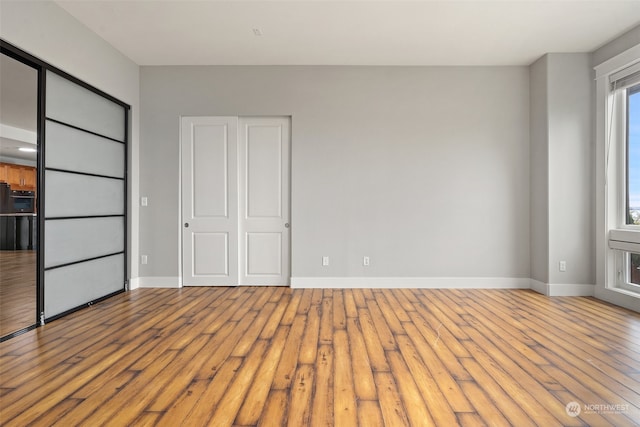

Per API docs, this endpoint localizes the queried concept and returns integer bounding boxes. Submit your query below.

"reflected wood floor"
[1,287,640,426]
[0,251,36,338]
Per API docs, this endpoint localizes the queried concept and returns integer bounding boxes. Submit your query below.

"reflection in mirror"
[0,53,38,338]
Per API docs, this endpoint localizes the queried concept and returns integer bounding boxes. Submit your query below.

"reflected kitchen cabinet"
[2,163,37,191]
[0,163,8,183]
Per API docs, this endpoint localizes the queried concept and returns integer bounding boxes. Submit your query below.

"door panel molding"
[239,117,290,286]
[181,116,238,286]
[181,116,290,287]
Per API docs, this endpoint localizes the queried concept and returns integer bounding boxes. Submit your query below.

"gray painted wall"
[529,55,549,284]
[140,66,530,281]
[547,53,593,285]
[528,53,593,287]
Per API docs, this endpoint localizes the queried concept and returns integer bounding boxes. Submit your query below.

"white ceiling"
[55,0,640,66]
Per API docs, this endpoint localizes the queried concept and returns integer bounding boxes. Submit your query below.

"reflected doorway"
[0,53,38,338]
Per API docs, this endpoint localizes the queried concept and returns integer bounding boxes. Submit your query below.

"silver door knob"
[285,223,290,228]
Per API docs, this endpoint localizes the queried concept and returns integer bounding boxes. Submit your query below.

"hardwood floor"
[0,250,37,338]
[0,287,639,426]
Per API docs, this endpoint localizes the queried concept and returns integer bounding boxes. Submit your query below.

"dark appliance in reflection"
[0,184,37,250]
[0,183,10,213]
[10,190,36,213]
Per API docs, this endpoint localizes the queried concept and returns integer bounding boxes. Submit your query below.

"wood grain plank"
[84,350,180,427]
[374,291,406,332]
[296,288,313,315]
[209,340,269,426]
[155,379,209,426]
[310,344,334,427]
[366,299,397,350]
[177,357,243,426]
[459,381,511,427]
[386,350,435,426]
[318,296,333,345]
[461,358,537,427]
[259,291,290,340]
[351,289,367,308]
[382,289,413,321]
[343,289,358,318]
[332,290,346,330]
[287,364,314,426]
[374,372,410,427]
[346,318,377,401]
[52,370,138,425]
[357,308,391,372]
[358,400,384,427]
[298,304,320,365]
[333,329,357,426]
[258,390,288,426]
[272,315,306,389]
[402,323,473,412]
[31,399,82,426]
[235,326,290,425]
[407,310,473,381]
[231,302,277,357]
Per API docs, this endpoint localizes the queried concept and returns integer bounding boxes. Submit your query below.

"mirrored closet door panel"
[0,53,39,338]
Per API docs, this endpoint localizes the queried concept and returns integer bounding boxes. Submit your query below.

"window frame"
[608,80,640,294]
[595,44,640,310]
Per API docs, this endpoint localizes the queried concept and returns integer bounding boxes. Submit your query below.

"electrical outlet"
[141,196,148,206]
[559,261,566,272]
[322,256,329,266]
[141,255,148,265]
[363,256,370,266]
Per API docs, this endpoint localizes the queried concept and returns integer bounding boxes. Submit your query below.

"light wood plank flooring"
[1,287,639,426]
[0,250,37,338]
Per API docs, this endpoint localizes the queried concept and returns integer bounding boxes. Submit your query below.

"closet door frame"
[0,43,43,340]
[0,40,130,331]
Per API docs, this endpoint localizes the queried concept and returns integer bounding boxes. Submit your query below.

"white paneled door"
[182,117,239,286]
[239,117,290,285]
[182,116,290,286]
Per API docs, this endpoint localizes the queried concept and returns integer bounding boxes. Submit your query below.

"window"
[595,45,640,305]
[620,85,640,291]
[627,84,640,226]
[604,62,640,295]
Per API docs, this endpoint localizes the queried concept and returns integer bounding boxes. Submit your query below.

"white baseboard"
[530,280,595,296]
[529,279,547,295]
[132,276,182,289]
[595,286,640,312]
[290,277,531,289]
[129,275,595,296]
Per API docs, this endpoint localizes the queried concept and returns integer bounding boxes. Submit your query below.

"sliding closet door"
[182,116,239,286]
[238,117,290,285]
[43,71,127,319]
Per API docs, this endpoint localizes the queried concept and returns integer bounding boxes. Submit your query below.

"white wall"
[140,65,530,286]
[0,0,140,281]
